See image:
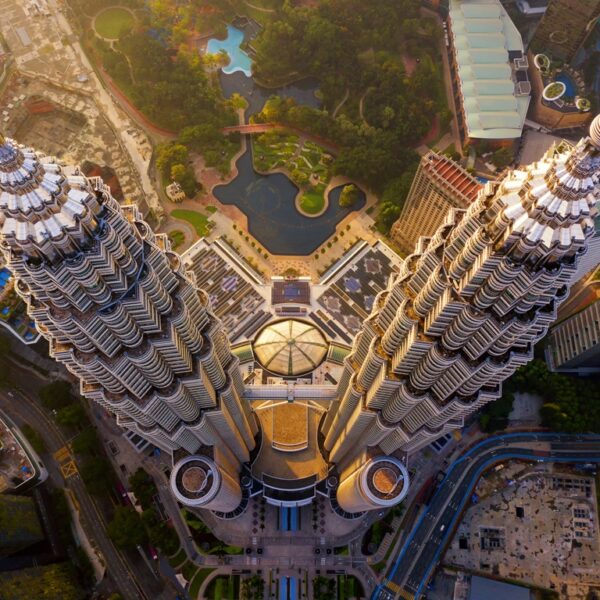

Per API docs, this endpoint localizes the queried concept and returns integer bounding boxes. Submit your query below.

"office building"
[546,299,600,375]
[321,116,600,504]
[391,151,482,254]
[0,135,257,513]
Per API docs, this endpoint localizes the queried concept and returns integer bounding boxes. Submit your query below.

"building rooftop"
[253,319,328,377]
[424,152,482,201]
[449,0,530,139]
[0,412,40,493]
[469,574,531,600]
[316,243,401,339]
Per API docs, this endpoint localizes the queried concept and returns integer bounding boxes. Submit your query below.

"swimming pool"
[555,72,576,97]
[206,25,252,77]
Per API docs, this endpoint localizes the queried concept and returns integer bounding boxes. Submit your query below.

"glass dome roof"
[253,319,328,377]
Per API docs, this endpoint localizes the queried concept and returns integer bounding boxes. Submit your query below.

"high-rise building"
[545,299,600,375]
[322,117,600,506]
[390,151,482,254]
[0,135,257,512]
[3,117,600,517]
[530,0,600,62]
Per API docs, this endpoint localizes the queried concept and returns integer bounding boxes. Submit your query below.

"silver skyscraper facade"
[324,118,600,511]
[0,135,257,510]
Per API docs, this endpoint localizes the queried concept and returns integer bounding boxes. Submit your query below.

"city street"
[0,359,159,600]
[375,433,600,600]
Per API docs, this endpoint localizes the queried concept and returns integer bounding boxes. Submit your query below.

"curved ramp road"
[373,433,600,600]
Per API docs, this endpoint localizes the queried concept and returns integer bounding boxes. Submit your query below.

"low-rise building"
[447,0,530,145]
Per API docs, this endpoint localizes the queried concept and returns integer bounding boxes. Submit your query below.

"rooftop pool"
[206,25,252,77]
[555,72,576,97]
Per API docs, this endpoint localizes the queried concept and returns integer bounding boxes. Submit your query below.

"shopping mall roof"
[449,0,530,139]
[253,319,328,377]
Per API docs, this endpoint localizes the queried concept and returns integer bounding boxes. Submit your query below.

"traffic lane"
[402,447,600,595]
[388,444,600,590]
[0,389,147,599]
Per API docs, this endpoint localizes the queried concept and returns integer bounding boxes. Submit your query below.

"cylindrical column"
[336,456,410,513]
[170,455,242,513]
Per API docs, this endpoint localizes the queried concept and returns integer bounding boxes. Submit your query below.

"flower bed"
[534,53,550,73]
[576,97,591,112]
[542,81,566,102]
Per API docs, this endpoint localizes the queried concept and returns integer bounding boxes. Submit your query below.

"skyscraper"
[0,135,257,511]
[546,299,600,375]
[530,0,600,62]
[391,151,482,254]
[322,117,600,505]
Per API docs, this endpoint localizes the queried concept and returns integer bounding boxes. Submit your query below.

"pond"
[206,25,252,77]
[213,146,366,256]
[220,71,321,118]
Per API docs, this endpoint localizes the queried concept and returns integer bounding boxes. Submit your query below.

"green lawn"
[207,575,240,600]
[181,561,197,582]
[94,7,135,39]
[300,189,326,214]
[189,568,215,599]
[167,547,186,568]
[171,210,211,237]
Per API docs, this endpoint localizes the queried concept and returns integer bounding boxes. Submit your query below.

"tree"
[129,468,157,509]
[156,143,189,179]
[80,456,114,496]
[21,424,46,454]
[339,184,360,207]
[55,403,87,428]
[108,506,147,549]
[241,575,265,600]
[170,164,197,198]
[492,147,513,169]
[39,381,72,410]
[142,508,179,555]
[71,428,99,455]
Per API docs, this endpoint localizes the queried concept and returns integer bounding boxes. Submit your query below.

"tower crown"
[0,138,101,261]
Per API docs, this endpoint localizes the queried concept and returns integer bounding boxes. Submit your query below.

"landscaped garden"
[167,230,185,250]
[205,574,240,600]
[252,132,333,216]
[170,210,213,238]
[182,509,243,555]
[94,7,135,40]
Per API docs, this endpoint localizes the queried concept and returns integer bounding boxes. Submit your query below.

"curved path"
[374,432,600,600]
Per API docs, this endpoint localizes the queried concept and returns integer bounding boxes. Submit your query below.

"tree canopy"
[107,506,148,549]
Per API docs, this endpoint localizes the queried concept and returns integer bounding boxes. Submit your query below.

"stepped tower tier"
[322,116,600,500]
[0,136,258,512]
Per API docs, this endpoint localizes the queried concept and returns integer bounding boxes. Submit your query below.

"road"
[0,370,151,600]
[374,433,600,600]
